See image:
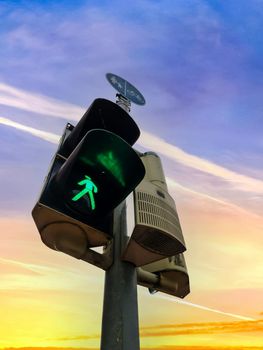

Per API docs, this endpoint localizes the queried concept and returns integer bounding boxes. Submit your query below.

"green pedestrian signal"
[71,175,98,210]
[54,129,145,218]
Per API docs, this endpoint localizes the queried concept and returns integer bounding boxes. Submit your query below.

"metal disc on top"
[106,73,146,106]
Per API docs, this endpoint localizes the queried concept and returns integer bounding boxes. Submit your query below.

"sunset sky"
[0,1,263,349]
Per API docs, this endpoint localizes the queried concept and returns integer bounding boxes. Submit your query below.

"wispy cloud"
[2,347,263,350]
[0,82,83,120]
[139,131,263,194]
[51,335,99,341]
[1,82,262,195]
[1,348,98,350]
[49,319,263,342]
[167,178,263,221]
[0,257,56,274]
[1,114,256,218]
[140,319,263,337]
[139,347,263,350]
[0,116,60,143]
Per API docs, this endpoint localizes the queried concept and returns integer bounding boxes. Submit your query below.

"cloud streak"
[167,178,263,220]
[140,347,263,350]
[49,319,263,342]
[0,116,60,144]
[51,334,99,341]
[140,319,263,337]
[0,114,253,214]
[0,257,58,275]
[1,113,261,220]
[0,82,84,120]
[2,347,263,350]
[1,82,262,195]
[139,131,263,194]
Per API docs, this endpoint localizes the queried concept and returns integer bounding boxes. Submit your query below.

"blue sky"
[1,0,262,215]
[0,1,263,347]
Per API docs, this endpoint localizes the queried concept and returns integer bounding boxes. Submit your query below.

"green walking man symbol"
[71,175,98,210]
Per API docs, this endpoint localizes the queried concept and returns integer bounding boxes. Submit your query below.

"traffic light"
[137,254,190,298]
[32,98,145,265]
[54,128,145,218]
[122,152,186,266]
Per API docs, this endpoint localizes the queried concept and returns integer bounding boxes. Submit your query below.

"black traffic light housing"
[59,98,140,157]
[32,98,145,268]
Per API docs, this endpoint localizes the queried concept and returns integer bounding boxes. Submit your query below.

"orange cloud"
[50,335,99,341]
[1,348,97,350]
[1,348,96,350]
[140,319,263,337]
[26,320,263,349]
[2,346,263,350]
[140,348,263,350]
[140,347,263,350]
[0,258,44,276]
[38,320,263,346]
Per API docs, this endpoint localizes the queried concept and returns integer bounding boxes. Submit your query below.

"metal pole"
[100,201,140,350]
[116,93,131,113]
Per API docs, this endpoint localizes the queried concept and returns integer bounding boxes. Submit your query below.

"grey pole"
[100,201,140,350]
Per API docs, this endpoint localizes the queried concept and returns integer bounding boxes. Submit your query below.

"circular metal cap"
[106,73,146,106]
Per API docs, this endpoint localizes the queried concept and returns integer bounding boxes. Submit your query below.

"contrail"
[156,294,255,321]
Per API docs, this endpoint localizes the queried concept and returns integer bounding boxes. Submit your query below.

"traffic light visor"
[60,98,140,157]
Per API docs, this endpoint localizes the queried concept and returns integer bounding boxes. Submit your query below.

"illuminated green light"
[97,151,125,187]
[71,175,98,210]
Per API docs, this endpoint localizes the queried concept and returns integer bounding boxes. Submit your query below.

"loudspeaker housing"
[122,152,186,266]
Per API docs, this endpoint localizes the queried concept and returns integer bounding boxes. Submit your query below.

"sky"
[0,0,263,349]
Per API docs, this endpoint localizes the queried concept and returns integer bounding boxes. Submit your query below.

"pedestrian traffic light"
[53,128,145,218]
[137,254,190,298]
[32,98,145,266]
[122,152,186,266]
